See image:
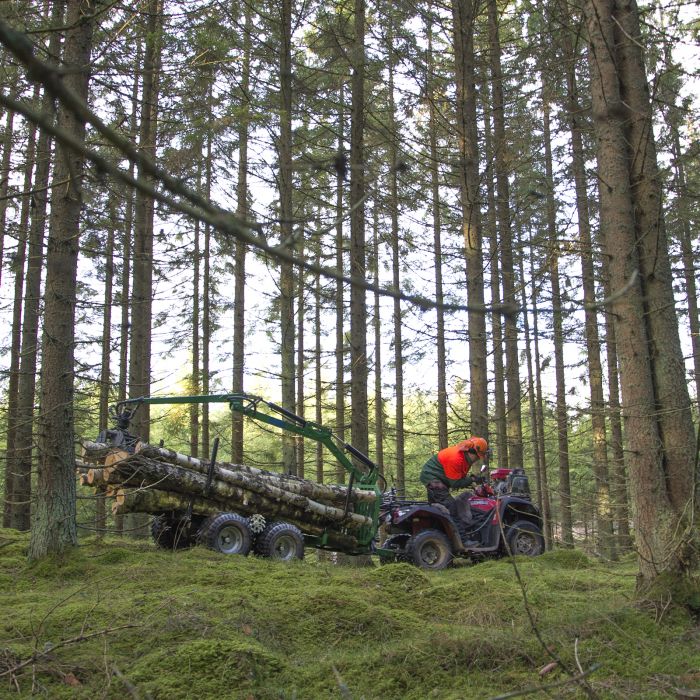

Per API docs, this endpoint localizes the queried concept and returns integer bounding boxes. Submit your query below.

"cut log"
[98,453,372,533]
[104,450,130,468]
[110,454,373,530]
[110,486,360,550]
[80,441,114,462]
[110,488,220,517]
[135,443,377,506]
[86,467,115,485]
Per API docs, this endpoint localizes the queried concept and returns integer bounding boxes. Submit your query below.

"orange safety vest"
[436,440,474,480]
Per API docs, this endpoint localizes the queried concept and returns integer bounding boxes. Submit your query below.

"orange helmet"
[468,437,489,459]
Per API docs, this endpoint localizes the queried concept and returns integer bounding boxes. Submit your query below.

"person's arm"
[447,474,476,489]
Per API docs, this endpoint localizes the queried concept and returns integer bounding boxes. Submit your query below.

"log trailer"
[93,393,384,560]
[86,392,543,568]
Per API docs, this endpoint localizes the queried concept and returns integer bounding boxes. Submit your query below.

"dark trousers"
[426,481,473,529]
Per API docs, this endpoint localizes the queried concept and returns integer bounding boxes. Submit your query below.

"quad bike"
[375,467,544,570]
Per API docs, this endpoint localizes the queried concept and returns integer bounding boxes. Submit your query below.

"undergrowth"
[1,528,699,699]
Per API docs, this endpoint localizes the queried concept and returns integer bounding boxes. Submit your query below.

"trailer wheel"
[406,529,452,571]
[151,517,191,550]
[255,521,304,561]
[199,512,252,556]
[505,520,544,557]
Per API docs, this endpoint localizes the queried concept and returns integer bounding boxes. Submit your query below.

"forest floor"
[0,529,699,699]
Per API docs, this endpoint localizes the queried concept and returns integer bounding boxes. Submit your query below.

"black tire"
[199,512,253,555]
[255,521,304,561]
[378,534,410,565]
[406,529,453,571]
[505,520,544,557]
[151,517,191,550]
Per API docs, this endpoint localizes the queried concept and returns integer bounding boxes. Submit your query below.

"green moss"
[1,536,700,699]
[129,637,283,698]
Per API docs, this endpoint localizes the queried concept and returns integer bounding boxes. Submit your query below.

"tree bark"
[426,20,448,450]
[334,89,346,483]
[482,99,508,465]
[126,0,162,538]
[349,0,369,462]
[372,200,384,477]
[279,0,296,475]
[560,21,615,557]
[542,93,574,548]
[584,0,698,584]
[387,24,405,494]
[231,1,252,464]
[89,454,373,529]
[9,13,58,529]
[3,97,34,528]
[452,0,488,439]
[29,0,100,559]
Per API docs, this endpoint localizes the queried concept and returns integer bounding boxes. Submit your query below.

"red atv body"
[376,468,544,570]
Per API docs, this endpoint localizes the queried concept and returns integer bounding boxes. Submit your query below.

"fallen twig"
[490,663,602,699]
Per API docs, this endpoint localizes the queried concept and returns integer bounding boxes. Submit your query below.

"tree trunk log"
[89,453,372,531]
[135,443,377,505]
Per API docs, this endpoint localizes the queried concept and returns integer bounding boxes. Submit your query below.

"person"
[419,437,489,546]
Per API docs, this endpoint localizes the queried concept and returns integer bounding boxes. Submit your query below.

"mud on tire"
[406,529,453,571]
[198,512,253,555]
[255,521,304,561]
[505,520,544,557]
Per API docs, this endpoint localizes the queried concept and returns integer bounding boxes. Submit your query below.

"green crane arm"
[112,393,379,487]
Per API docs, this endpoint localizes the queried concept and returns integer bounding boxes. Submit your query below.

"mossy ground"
[1,528,699,699]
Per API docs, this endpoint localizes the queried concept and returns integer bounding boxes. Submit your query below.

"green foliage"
[2,530,700,698]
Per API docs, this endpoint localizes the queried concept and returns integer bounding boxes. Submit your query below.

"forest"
[0,0,700,691]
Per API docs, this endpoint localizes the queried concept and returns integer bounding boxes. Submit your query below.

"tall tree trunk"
[542,94,574,548]
[201,124,213,458]
[560,25,615,557]
[487,0,521,463]
[528,240,552,545]
[584,0,697,585]
[615,0,696,519]
[29,0,99,559]
[452,0,488,439]
[426,21,448,449]
[8,5,61,531]
[190,217,201,458]
[96,195,116,535]
[334,92,346,483]
[296,237,305,479]
[482,87,508,465]
[522,229,553,547]
[279,0,296,475]
[349,0,369,462]
[118,41,141,405]
[127,0,162,537]
[387,25,405,494]
[0,100,14,288]
[314,243,324,483]
[601,258,631,550]
[3,104,35,527]
[372,198,384,476]
[231,1,252,464]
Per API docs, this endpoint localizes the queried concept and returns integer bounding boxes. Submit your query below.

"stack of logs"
[78,441,377,546]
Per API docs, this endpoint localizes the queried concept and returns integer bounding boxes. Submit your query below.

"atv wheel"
[199,512,253,555]
[406,529,452,571]
[255,521,304,561]
[505,520,544,557]
[151,517,192,550]
[378,534,410,565]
